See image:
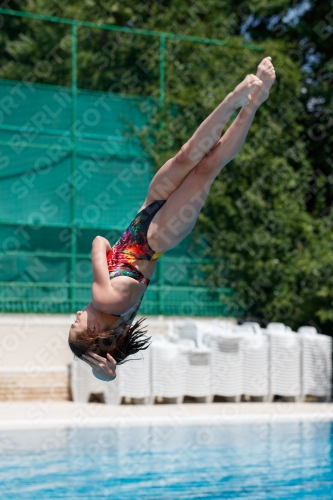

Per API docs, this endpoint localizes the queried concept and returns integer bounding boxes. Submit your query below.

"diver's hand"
[82,352,117,382]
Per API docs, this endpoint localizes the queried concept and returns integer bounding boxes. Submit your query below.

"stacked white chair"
[239,321,262,334]
[265,322,301,401]
[151,336,186,403]
[168,321,212,402]
[117,344,152,404]
[167,321,183,341]
[182,343,212,402]
[71,357,120,404]
[239,323,270,400]
[297,326,332,401]
[169,320,200,345]
[203,322,243,402]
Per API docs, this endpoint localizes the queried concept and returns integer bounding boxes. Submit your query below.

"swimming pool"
[0,422,332,499]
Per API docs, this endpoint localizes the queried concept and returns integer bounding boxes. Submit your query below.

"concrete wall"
[0,314,75,368]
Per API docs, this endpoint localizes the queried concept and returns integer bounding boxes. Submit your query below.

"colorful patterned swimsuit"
[106,200,166,319]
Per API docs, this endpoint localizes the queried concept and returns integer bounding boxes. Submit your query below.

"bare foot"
[230,74,263,108]
[249,56,276,106]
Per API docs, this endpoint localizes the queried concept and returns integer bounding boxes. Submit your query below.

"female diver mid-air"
[68,57,276,382]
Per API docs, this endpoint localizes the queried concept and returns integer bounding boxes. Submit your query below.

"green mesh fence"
[0,9,262,316]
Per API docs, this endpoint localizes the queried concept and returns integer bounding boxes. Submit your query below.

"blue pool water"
[0,421,332,499]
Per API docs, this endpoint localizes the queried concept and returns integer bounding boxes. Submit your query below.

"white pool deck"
[0,402,333,429]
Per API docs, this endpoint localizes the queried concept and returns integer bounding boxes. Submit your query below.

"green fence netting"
[0,9,260,316]
[0,78,232,315]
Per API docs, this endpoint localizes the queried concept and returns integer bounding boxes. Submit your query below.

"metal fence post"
[70,22,78,312]
[157,35,166,313]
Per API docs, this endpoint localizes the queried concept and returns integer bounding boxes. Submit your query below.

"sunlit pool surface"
[0,422,332,499]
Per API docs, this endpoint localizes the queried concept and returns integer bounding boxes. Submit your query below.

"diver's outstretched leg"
[141,74,264,207]
[148,57,276,251]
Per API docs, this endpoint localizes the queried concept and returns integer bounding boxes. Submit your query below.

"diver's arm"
[91,236,111,293]
[91,236,127,314]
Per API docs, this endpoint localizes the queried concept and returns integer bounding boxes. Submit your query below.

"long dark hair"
[68,318,151,365]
